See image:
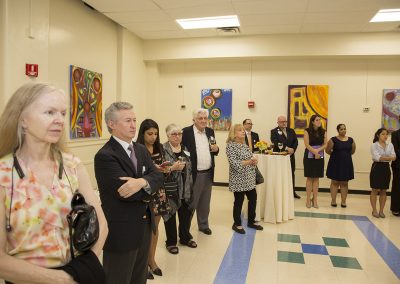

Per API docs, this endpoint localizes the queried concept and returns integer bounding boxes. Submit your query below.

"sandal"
[166,245,179,254]
[180,240,197,248]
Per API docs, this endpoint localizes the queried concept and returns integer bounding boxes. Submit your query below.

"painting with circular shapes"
[201,89,232,131]
[70,65,102,139]
[382,89,400,132]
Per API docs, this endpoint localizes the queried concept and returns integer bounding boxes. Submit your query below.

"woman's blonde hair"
[0,82,67,158]
[226,124,244,143]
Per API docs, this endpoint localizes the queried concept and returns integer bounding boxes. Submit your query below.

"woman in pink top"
[0,83,108,284]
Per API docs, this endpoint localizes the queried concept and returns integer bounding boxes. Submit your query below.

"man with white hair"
[182,108,219,235]
[271,115,300,199]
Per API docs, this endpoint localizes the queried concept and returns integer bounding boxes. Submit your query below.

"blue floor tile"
[301,244,329,255]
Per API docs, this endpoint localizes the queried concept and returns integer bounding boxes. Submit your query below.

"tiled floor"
[1,187,400,283]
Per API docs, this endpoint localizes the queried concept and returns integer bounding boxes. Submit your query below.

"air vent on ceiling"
[216,26,240,36]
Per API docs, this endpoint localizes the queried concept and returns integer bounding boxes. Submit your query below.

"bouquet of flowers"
[255,140,269,154]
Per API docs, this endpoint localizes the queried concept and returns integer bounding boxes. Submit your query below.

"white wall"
[147,58,400,190]
[1,0,147,186]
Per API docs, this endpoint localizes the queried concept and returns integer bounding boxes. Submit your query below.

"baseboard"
[212,183,391,196]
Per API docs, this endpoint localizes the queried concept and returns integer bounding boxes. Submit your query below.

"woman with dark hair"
[370,128,396,218]
[325,124,356,207]
[303,115,327,209]
[137,119,164,279]
[137,119,185,279]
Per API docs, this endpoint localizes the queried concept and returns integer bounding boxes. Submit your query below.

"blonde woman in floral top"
[226,124,263,234]
[0,83,108,284]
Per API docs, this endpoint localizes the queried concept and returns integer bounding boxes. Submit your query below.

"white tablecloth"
[251,154,295,224]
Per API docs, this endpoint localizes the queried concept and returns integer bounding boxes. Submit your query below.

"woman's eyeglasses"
[170,132,183,137]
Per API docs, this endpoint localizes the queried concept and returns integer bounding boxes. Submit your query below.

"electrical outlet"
[362,106,370,112]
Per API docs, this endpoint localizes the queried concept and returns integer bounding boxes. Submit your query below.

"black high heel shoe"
[149,265,162,276]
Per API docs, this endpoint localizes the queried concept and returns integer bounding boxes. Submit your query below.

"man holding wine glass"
[182,109,219,235]
[270,116,300,199]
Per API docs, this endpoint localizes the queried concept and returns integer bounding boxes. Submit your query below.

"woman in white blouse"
[370,128,396,218]
[226,124,263,234]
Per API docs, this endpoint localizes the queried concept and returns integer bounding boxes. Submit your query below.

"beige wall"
[0,0,146,187]
[146,58,400,190]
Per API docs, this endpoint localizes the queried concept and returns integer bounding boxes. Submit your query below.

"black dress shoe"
[294,192,301,199]
[199,228,212,235]
[392,211,400,216]
[232,224,245,234]
[248,223,264,230]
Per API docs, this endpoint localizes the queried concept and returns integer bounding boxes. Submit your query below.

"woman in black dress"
[303,115,327,208]
[326,124,356,207]
[370,128,396,218]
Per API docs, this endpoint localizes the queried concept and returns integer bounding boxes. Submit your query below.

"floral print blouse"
[0,152,80,268]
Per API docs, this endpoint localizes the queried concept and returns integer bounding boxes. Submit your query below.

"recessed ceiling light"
[370,9,400,22]
[176,15,240,30]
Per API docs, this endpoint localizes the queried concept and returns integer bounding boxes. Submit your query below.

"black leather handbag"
[255,167,264,185]
[67,192,99,258]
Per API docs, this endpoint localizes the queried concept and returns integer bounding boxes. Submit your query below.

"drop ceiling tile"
[184,28,219,37]
[164,3,235,19]
[153,0,231,10]
[241,24,301,35]
[307,0,400,12]
[301,23,365,33]
[122,20,181,32]
[303,11,377,24]
[240,13,305,26]
[362,22,400,32]
[233,0,308,15]
[104,11,171,23]
[83,0,160,12]
[134,30,188,39]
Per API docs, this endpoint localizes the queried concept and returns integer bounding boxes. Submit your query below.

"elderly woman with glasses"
[163,124,197,254]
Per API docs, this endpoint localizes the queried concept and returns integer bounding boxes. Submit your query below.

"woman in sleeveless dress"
[326,124,356,207]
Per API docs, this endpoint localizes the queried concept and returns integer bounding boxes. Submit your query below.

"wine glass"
[278,143,283,152]
[209,136,216,146]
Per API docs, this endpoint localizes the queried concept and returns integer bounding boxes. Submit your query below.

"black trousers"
[164,199,193,246]
[290,155,296,193]
[391,167,400,212]
[233,188,257,226]
[103,221,151,284]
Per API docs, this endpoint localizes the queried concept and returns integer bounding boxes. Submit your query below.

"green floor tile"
[278,233,301,243]
[278,251,305,264]
[323,237,349,248]
[295,211,352,220]
[330,255,362,270]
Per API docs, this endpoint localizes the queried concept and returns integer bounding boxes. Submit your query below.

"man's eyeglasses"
[245,123,253,125]
[170,132,183,137]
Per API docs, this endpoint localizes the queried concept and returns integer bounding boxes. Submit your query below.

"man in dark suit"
[94,102,163,284]
[243,118,260,153]
[270,115,301,199]
[182,108,219,235]
[391,123,400,216]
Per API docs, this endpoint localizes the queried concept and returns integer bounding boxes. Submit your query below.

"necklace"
[169,142,181,153]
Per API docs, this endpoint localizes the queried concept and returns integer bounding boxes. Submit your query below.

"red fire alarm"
[26,64,38,77]
[248,100,255,108]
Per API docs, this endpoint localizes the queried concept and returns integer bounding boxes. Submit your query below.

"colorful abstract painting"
[382,89,400,132]
[288,85,329,137]
[201,89,232,131]
[70,65,102,139]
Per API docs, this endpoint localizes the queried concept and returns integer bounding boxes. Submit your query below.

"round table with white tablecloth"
[244,153,295,224]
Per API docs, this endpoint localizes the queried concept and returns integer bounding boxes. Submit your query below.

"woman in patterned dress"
[0,83,108,284]
[226,124,263,234]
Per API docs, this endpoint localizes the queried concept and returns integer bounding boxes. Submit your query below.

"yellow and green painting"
[288,85,329,137]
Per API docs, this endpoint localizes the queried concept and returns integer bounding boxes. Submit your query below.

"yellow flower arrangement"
[255,140,268,153]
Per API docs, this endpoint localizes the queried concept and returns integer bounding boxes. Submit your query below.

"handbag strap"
[61,153,77,260]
